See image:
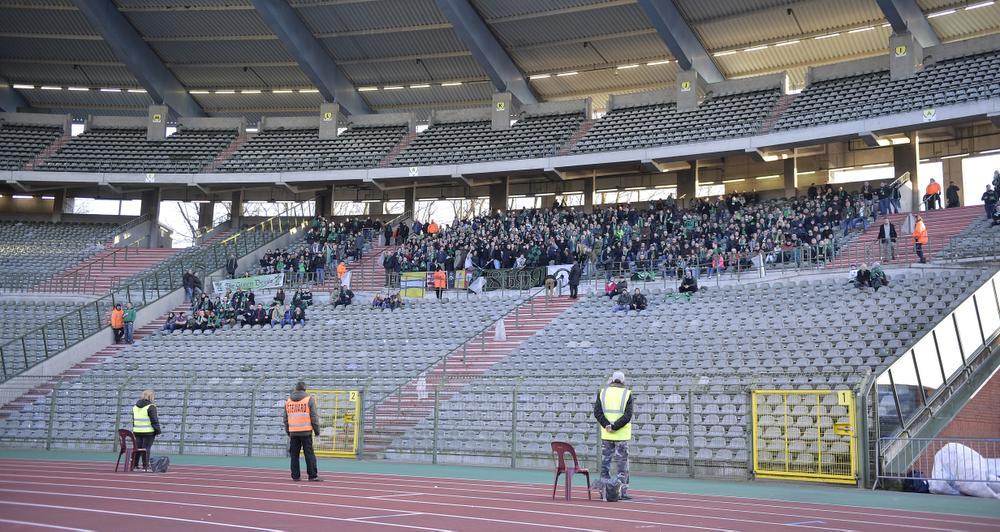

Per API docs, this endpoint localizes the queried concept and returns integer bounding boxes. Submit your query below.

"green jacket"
[123,308,137,323]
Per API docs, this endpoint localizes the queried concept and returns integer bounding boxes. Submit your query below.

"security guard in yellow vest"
[283,381,322,481]
[593,371,634,500]
[132,389,161,470]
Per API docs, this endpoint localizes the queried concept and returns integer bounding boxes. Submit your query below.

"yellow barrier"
[751,389,857,484]
[307,389,361,458]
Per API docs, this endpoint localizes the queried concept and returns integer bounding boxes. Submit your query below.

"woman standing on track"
[132,389,161,470]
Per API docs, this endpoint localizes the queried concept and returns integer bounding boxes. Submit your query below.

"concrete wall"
[351,112,415,129]
[178,116,245,132]
[86,115,147,130]
[259,116,318,130]
[709,72,787,96]
[610,89,674,110]
[521,99,591,118]
[431,108,492,125]
[0,112,71,133]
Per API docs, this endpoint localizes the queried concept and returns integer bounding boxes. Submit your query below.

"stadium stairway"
[34,247,178,295]
[830,206,983,268]
[363,294,578,456]
[314,244,397,293]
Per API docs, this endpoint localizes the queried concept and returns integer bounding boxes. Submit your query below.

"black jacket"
[877,223,897,242]
[226,258,238,274]
[593,385,634,432]
[568,263,582,285]
[134,398,162,436]
[282,390,320,435]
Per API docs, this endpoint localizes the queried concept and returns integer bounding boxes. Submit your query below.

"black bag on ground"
[149,456,170,473]
[902,469,929,493]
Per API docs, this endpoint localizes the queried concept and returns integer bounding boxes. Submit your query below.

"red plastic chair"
[550,441,591,500]
[115,429,148,472]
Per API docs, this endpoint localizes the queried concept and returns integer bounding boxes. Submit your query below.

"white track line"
[0,518,94,532]
[0,463,967,531]
[0,488,451,532]
[0,501,278,531]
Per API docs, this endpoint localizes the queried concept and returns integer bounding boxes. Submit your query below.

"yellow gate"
[307,389,361,458]
[751,389,857,484]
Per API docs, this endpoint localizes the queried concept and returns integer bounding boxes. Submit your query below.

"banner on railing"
[547,264,572,288]
[400,272,426,298]
[213,273,285,294]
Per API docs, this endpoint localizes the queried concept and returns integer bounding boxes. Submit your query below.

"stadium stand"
[0,123,63,171]
[940,211,1000,260]
[385,268,996,469]
[0,296,525,453]
[0,221,115,278]
[217,125,408,173]
[392,111,584,167]
[39,127,237,173]
[774,49,1000,131]
[572,89,779,154]
[0,299,81,342]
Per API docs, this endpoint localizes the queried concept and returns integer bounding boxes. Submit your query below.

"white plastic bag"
[928,443,1000,499]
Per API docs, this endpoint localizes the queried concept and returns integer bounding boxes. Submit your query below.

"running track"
[0,459,997,531]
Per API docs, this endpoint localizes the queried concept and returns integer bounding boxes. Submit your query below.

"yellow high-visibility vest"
[600,386,632,441]
[132,404,154,434]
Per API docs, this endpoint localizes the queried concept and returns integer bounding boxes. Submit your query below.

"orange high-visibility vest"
[926,182,941,195]
[433,270,446,289]
[285,396,312,433]
[913,220,928,245]
[337,262,347,279]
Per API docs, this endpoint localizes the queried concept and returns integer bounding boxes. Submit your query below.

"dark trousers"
[289,433,318,480]
[569,284,578,298]
[112,327,124,344]
[435,288,443,299]
[915,243,926,263]
[134,433,154,469]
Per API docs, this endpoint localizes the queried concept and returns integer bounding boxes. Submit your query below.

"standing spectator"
[336,261,347,282]
[982,184,998,221]
[568,261,582,299]
[131,389,161,471]
[313,253,325,285]
[877,216,897,261]
[225,254,238,279]
[913,215,928,264]
[109,304,125,344]
[891,184,902,214]
[182,269,196,302]
[946,181,961,208]
[877,183,890,216]
[283,381,321,482]
[123,302,136,344]
[593,371,633,501]
[924,178,942,210]
[433,265,446,300]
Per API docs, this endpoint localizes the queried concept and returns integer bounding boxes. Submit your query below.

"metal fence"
[875,437,1000,491]
[0,202,314,383]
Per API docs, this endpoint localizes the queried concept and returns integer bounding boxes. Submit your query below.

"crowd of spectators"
[250,217,384,283]
[382,184,884,281]
[371,292,404,311]
[162,286,314,332]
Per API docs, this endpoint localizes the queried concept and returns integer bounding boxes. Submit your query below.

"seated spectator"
[291,307,306,327]
[604,279,617,298]
[173,312,188,330]
[870,262,889,292]
[630,288,647,311]
[161,312,176,333]
[385,293,403,311]
[269,304,284,327]
[205,310,220,331]
[372,294,385,309]
[189,310,208,331]
[679,271,698,294]
[854,263,872,290]
[301,288,313,307]
[613,290,632,312]
[332,285,354,308]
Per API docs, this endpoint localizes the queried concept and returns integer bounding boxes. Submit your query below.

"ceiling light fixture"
[646,60,670,66]
[67,87,89,91]
[215,90,235,94]
[241,89,261,94]
[358,87,378,91]
[775,40,800,47]
[100,88,121,92]
[127,88,146,93]
[12,84,34,89]
[40,86,61,90]
[529,74,550,80]
[441,81,462,86]
[299,88,319,93]
[383,85,404,90]
[815,33,840,40]
[272,89,293,93]
[189,90,209,94]
[616,64,639,70]
[723,178,746,183]
[713,50,738,57]
[927,8,956,18]
[848,26,873,33]
[556,71,578,77]
[755,175,780,180]
[744,45,768,52]
[965,1,994,10]
[410,84,430,88]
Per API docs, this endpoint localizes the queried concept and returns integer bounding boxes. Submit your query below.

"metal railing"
[875,437,1000,492]
[0,202,314,383]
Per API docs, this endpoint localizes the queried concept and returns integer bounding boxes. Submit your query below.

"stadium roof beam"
[250,0,371,116]
[875,0,941,48]
[636,0,724,84]
[434,0,539,105]
[71,0,205,118]
[0,84,30,112]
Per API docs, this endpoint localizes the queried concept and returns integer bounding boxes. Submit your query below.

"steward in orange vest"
[283,381,322,481]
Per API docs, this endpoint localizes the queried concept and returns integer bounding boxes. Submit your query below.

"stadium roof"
[1,0,999,123]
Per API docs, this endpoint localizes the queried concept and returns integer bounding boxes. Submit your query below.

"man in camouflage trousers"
[593,371,634,500]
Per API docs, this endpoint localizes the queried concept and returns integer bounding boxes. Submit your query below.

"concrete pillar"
[890,32,922,80]
[140,189,162,248]
[197,202,214,230]
[783,158,798,198]
[676,71,706,112]
[403,187,415,216]
[51,189,66,222]
[230,190,244,230]
[944,157,965,207]
[315,185,334,218]
[147,105,167,141]
[489,176,509,213]
[893,132,920,212]
[583,176,595,213]
[492,92,513,130]
[319,103,340,140]
[676,165,697,207]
